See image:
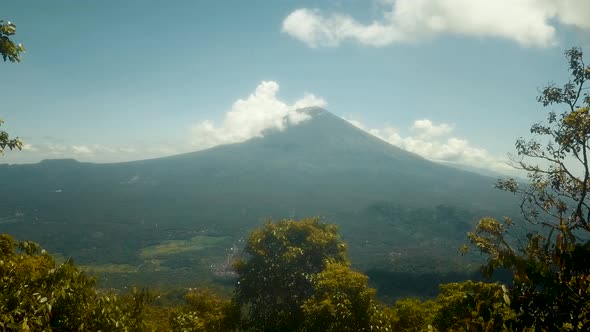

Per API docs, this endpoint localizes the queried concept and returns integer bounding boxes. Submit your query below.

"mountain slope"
[1,107,508,216]
[0,107,515,289]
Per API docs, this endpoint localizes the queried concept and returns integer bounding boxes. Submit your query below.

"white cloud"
[190,81,327,150]
[72,145,93,154]
[347,118,511,173]
[1,81,326,164]
[46,144,67,154]
[21,144,37,152]
[0,143,168,164]
[282,8,402,47]
[282,0,590,48]
[411,119,453,138]
[553,0,590,29]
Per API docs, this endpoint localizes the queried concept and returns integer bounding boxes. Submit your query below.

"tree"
[300,262,379,332]
[387,298,436,332]
[432,281,517,331]
[382,281,517,332]
[0,19,24,154]
[0,119,22,154]
[0,20,25,62]
[233,217,348,331]
[0,234,155,331]
[169,288,239,332]
[466,47,590,330]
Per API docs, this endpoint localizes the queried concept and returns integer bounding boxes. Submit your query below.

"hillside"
[0,107,516,291]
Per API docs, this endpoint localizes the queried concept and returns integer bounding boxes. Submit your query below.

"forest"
[2,16,590,332]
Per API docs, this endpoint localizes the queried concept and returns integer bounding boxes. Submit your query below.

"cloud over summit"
[190,81,327,150]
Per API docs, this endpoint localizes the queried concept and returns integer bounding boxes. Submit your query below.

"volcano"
[0,107,514,287]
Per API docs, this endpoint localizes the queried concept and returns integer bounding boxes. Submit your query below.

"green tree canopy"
[0,119,22,154]
[0,234,155,331]
[0,20,25,63]
[169,288,239,332]
[233,217,348,331]
[432,281,516,331]
[466,47,590,331]
[0,18,24,154]
[300,262,379,332]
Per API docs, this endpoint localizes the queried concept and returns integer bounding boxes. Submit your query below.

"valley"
[0,108,518,298]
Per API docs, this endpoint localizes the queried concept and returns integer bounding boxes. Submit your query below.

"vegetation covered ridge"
[0,219,518,332]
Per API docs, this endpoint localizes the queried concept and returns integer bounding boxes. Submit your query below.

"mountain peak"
[294,106,327,117]
[257,106,424,164]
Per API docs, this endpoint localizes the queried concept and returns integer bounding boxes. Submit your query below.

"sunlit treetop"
[0,20,25,62]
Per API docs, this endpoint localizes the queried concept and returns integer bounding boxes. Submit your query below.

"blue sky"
[1,1,589,172]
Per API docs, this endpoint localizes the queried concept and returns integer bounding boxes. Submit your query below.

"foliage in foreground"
[0,18,23,154]
[383,281,518,332]
[233,217,349,331]
[0,119,21,155]
[230,218,518,332]
[0,220,532,332]
[169,288,239,332]
[0,234,156,331]
[0,19,25,63]
[465,47,590,331]
[300,262,379,332]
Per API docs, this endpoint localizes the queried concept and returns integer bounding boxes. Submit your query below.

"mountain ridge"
[0,107,510,215]
[0,107,516,284]
[13,108,497,184]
